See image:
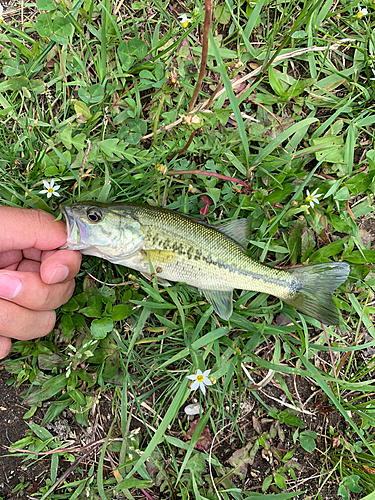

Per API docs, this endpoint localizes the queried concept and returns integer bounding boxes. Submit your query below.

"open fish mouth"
[60,205,89,250]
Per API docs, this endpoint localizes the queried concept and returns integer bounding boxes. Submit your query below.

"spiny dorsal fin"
[214,218,251,250]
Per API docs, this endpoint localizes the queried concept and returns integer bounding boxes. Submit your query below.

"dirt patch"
[359,214,375,250]
[0,367,47,499]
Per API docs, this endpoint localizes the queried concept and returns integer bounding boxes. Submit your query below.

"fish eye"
[87,207,103,223]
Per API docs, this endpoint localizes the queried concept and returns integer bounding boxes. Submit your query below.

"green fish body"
[61,201,350,324]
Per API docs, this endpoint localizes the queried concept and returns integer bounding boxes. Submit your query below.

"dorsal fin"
[214,218,251,250]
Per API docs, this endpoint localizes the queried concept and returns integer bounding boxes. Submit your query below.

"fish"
[60,201,350,325]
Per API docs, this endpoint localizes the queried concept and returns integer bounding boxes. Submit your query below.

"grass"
[0,0,375,498]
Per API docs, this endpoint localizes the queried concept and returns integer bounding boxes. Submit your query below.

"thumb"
[0,207,67,252]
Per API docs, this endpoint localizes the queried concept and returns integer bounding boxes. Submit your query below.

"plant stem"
[153,93,166,145]
[166,169,252,189]
[187,0,212,112]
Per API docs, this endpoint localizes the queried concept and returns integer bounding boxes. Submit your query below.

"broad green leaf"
[312,135,345,163]
[111,304,133,321]
[24,374,68,405]
[97,138,126,158]
[35,13,53,37]
[37,0,57,10]
[73,100,92,119]
[78,84,105,104]
[291,30,307,38]
[127,38,147,59]
[51,17,74,44]
[268,67,285,97]
[90,318,114,339]
[118,42,136,71]
[299,430,317,452]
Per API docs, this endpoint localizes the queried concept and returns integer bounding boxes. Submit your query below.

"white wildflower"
[186,369,212,396]
[305,188,323,208]
[178,14,191,28]
[39,179,61,198]
[355,6,368,18]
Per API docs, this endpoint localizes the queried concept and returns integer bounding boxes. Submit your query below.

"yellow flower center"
[196,374,204,383]
[48,188,54,193]
[181,20,189,28]
[305,195,313,202]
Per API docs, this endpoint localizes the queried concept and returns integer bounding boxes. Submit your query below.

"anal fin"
[200,289,233,321]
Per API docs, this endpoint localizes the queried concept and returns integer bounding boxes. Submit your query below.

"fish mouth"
[60,205,89,250]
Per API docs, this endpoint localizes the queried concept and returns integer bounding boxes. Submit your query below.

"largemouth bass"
[61,201,350,325]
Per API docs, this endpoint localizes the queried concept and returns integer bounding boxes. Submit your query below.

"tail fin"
[283,262,350,325]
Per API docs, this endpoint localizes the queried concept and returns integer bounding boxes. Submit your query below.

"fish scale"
[61,201,350,325]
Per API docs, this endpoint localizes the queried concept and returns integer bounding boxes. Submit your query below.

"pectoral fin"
[145,250,179,264]
[200,289,233,321]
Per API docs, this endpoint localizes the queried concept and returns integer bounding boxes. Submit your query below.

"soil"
[0,367,47,499]
[0,360,370,499]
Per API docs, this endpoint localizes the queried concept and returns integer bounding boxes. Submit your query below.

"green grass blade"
[125,381,190,479]
[175,408,212,484]
[251,117,317,167]
[209,31,250,167]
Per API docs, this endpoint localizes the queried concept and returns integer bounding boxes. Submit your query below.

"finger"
[0,336,12,359]
[0,270,76,310]
[40,249,82,285]
[17,260,41,272]
[23,248,42,261]
[0,300,56,341]
[0,207,67,252]
[0,249,22,268]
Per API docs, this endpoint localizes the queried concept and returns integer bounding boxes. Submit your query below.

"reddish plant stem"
[187,0,212,112]
[346,199,356,222]
[140,489,155,500]
[166,169,252,189]
[167,130,197,160]
[110,82,135,111]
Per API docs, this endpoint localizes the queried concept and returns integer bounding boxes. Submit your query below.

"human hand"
[0,207,82,359]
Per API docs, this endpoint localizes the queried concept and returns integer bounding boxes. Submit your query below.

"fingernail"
[0,273,22,300]
[48,265,69,284]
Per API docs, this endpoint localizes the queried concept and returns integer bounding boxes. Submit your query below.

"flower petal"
[50,179,55,188]
[190,380,200,391]
[42,180,51,189]
[309,201,314,208]
[187,374,197,381]
[47,192,53,198]
[53,184,60,190]
[52,191,61,197]
[195,369,203,376]
[199,382,206,395]
[203,369,211,377]
[39,189,48,194]
[203,377,213,386]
